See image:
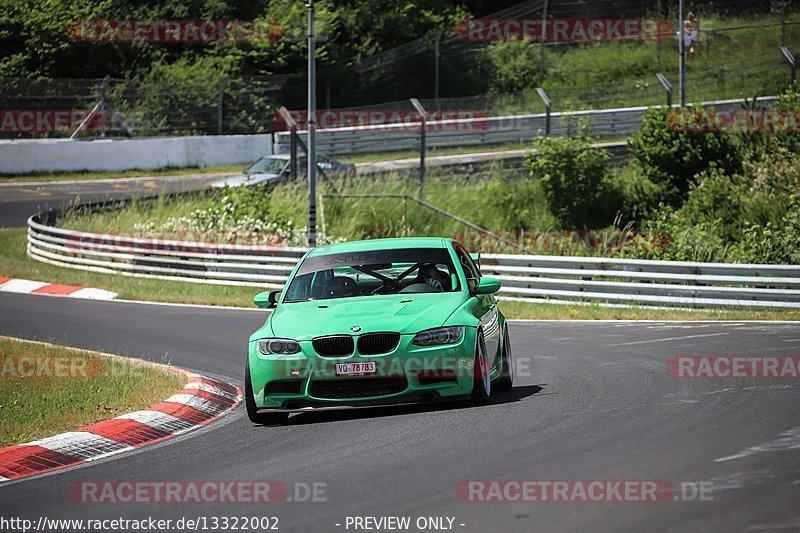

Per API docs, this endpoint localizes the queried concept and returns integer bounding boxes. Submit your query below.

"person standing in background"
[684,12,699,59]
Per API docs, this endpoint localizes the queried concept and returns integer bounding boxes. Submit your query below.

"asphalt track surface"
[0,174,224,228]
[0,292,799,532]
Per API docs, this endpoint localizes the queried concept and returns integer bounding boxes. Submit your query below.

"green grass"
[57,173,559,246]
[57,194,214,234]
[0,164,244,183]
[0,336,186,446]
[493,15,800,114]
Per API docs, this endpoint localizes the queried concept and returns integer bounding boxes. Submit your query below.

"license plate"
[335,362,377,376]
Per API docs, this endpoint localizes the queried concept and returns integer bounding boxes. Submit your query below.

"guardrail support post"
[656,73,673,107]
[535,88,551,135]
[410,98,427,199]
[782,47,797,86]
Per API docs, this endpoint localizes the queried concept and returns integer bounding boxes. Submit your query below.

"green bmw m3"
[245,237,514,425]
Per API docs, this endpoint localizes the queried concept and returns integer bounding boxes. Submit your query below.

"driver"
[415,264,447,291]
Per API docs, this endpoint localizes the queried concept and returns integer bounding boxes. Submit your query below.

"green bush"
[678,166,748,243]
[739,88,800,160]
[614,164,667,223]
[484,40,540,94]
[728,193,800,264]
[638,153,800,264]
[524,132,618,228]
[628,107,742,206]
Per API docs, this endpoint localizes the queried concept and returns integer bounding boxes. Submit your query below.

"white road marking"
[607,332,729,347]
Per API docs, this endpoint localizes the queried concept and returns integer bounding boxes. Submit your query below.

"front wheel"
[470,330,491,404]
[494,326,514,393]
[245,364,288,425]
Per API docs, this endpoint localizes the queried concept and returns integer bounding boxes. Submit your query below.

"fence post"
[781,0,787,49]
[539,0,549,80]
[433,30,442,102]
[678,0,686,106]
[656,73,673,107]
[278,106,298,179]
[782,47,797,86]
[410,98,427,199]
[535,88,551,135]
[217,76,229,135]
[98,76,110,138]
[656,0,663,69]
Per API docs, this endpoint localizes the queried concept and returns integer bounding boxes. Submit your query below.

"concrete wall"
[0,134,273,173]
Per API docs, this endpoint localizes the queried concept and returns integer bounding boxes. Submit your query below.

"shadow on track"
[276,384,546,427]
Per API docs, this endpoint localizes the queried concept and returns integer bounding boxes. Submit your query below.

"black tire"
[245,364,289,425]
[494,325,514,393]
[470,330,491,404]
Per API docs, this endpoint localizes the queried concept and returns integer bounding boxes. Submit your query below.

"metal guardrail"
[27,212,800,309]
[275,96,780,157]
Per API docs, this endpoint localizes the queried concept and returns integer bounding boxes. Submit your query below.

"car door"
[454,244,501,368]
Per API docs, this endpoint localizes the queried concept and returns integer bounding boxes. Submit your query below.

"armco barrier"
[275,96,779,157]
[27,212,800,309]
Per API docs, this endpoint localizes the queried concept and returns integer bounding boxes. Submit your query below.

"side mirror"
[254,290,282,309]
[474,277,501,295]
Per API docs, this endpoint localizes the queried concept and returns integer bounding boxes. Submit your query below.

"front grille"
[357,333,400,355]
[310,378,407,399]
[264,381,302,395]
[312,335,354,357]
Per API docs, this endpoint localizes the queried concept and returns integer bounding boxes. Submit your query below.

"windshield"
[284,248,460,302]
[244,157,287,174]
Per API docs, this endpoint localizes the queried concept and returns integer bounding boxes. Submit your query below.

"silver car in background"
[211,154,355,189]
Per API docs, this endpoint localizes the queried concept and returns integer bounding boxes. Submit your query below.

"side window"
[454,246,480,288]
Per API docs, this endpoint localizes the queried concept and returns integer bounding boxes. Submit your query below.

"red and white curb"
[0,277,117,300]
[0,369,241,483]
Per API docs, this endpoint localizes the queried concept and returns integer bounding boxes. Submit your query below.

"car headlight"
[258,338,302,355]
[412,326,464,346]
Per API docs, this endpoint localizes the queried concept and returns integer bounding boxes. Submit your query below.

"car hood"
[210,172,280,188]
[265,293,466,341]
